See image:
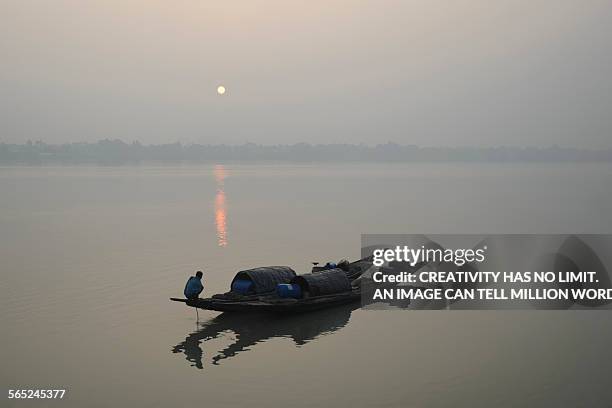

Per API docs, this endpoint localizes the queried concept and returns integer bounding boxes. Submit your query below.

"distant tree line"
[0,139,611,163]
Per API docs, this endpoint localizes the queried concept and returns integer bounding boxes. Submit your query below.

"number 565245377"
[8,389,66,399]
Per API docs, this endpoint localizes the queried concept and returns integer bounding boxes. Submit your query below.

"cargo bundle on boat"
[224,266,297,299]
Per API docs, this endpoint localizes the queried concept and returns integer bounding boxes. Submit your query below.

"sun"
[217,85,226,95]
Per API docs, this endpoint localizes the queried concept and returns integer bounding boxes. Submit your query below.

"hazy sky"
[1,0,611,147]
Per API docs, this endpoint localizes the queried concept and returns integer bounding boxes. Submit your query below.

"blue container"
[231,279,254,294]
[276,283,302,299]
[324,262,337,270]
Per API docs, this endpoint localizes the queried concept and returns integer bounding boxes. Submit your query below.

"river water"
[1,163,611,407]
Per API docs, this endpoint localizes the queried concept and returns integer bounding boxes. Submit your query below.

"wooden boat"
[171,257,372,313]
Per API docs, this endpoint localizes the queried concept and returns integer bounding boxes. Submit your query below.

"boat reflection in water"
[172,303,359,369]
[214,165,228,247]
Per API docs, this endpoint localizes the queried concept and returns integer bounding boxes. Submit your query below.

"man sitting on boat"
[184,271,204,299]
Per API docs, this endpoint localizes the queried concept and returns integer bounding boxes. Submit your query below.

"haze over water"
[1,162,612,407]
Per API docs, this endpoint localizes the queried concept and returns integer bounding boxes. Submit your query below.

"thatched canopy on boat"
[231,266,296,294]
[291,269,352,297]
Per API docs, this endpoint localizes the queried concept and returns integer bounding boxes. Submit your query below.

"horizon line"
[2,139,612,151]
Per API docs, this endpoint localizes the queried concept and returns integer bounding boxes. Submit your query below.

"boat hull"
[171,290,361,313]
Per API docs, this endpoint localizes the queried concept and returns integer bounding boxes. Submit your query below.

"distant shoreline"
[1,140,611,163]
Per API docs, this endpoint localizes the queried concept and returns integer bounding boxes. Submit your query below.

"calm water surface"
[1,163,611,407]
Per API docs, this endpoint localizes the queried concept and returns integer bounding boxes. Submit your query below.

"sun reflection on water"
[214,165,228,247]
